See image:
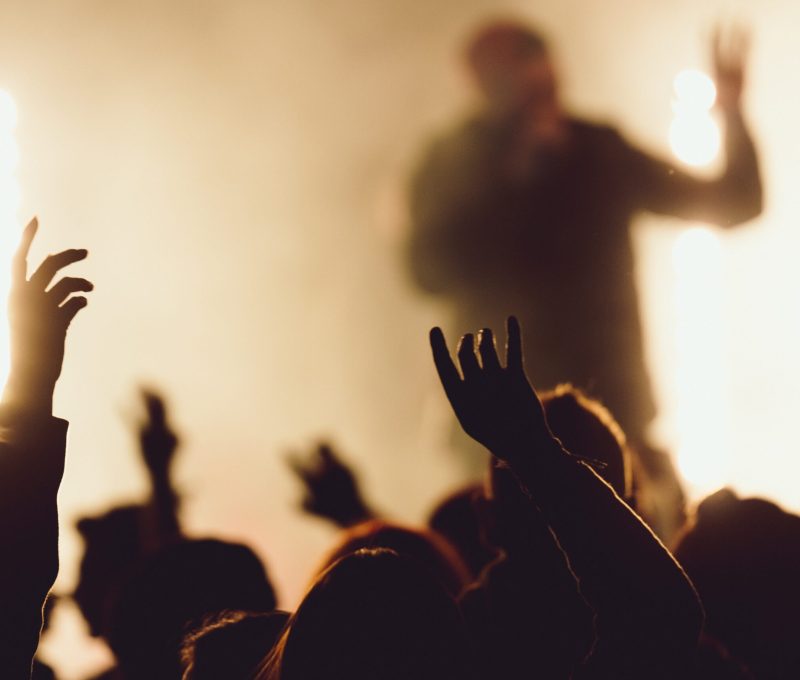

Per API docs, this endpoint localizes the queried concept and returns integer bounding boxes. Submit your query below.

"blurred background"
[0,0,795,675]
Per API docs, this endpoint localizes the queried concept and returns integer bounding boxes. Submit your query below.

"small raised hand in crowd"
[138,388,183,548]
[288,441,374,527]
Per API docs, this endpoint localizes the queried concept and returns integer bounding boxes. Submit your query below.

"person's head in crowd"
[181,609,290,680]
[259,548,477,680]
[674,488,800,677]
[427,484,499,579]
[107,538,277,680]
[465,19,562,135]
[541,384,633,502]
[319,519,471,598]
[73,505,149,637]
[479,384,633,550]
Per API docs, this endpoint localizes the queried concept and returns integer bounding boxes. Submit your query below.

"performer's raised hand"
[712,24,750,111]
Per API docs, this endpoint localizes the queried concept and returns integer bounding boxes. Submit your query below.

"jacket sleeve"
[623,109,762,227]
[0,408,68,679]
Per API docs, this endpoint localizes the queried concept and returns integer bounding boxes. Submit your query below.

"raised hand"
[139,389,179,481]
[288,442,372,527]
[429,317,553,464]
[712,24,750,111]
[3,218,92,414]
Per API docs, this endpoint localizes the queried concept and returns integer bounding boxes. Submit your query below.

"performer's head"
[465,19,561,125]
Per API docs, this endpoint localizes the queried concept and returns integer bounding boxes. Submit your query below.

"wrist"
[2,370,55,416]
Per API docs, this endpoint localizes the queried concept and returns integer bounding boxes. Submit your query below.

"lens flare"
[673,69,716,111]
[669,69,720,167]
[0,89,18,389]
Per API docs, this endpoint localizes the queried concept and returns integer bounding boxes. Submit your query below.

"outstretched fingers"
[430,326,463,402]
[505,316,523,372]
[48,277,94,306]
[478,328,502,373]
[317,443,337,466]
[457,333,482,381]
[286,451,314,482]
[60,296,88,326]
[30,249,89,290]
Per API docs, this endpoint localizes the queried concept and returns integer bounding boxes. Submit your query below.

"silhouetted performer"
[408,21,762,446]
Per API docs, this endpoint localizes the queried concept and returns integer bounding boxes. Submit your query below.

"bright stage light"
[0,90,18,131]
[670,116,721,167]
[672,227,728,496]
[669,69,720,167]
[0,89,19,389]
[673,69,717,111]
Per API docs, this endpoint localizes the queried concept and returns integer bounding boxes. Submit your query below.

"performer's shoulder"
[569,117,627,143]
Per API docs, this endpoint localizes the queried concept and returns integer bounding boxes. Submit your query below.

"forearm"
[2,369,56,417]
[715,106,763,224]
[0,411,68,678]
[141,473,182,550]
[506,438,703,675]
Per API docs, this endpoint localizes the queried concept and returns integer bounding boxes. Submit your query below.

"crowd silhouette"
[1,14,793,680]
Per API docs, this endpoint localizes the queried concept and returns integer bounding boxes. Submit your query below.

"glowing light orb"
[0,89,18,390]
[669,69,720,167]
[673,226,721,270]
[673,69,717,111]
[670,116,720,167]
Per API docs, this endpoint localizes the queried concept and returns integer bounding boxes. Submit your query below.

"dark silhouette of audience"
[107,538,276,680]
[317,519,471,598]
[73,389,185,645]
[427,484,498,580]
[257,548,478,680]
[675,489,800,679]
[181,610,290,680]
[0,211,788,680]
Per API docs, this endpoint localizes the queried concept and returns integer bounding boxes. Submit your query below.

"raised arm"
[138,389,183,549]
[628,27,762,227]
[430,318,703,678]
[0,218,92,678]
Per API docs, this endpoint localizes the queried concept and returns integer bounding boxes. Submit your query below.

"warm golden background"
[0,0,795,675]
